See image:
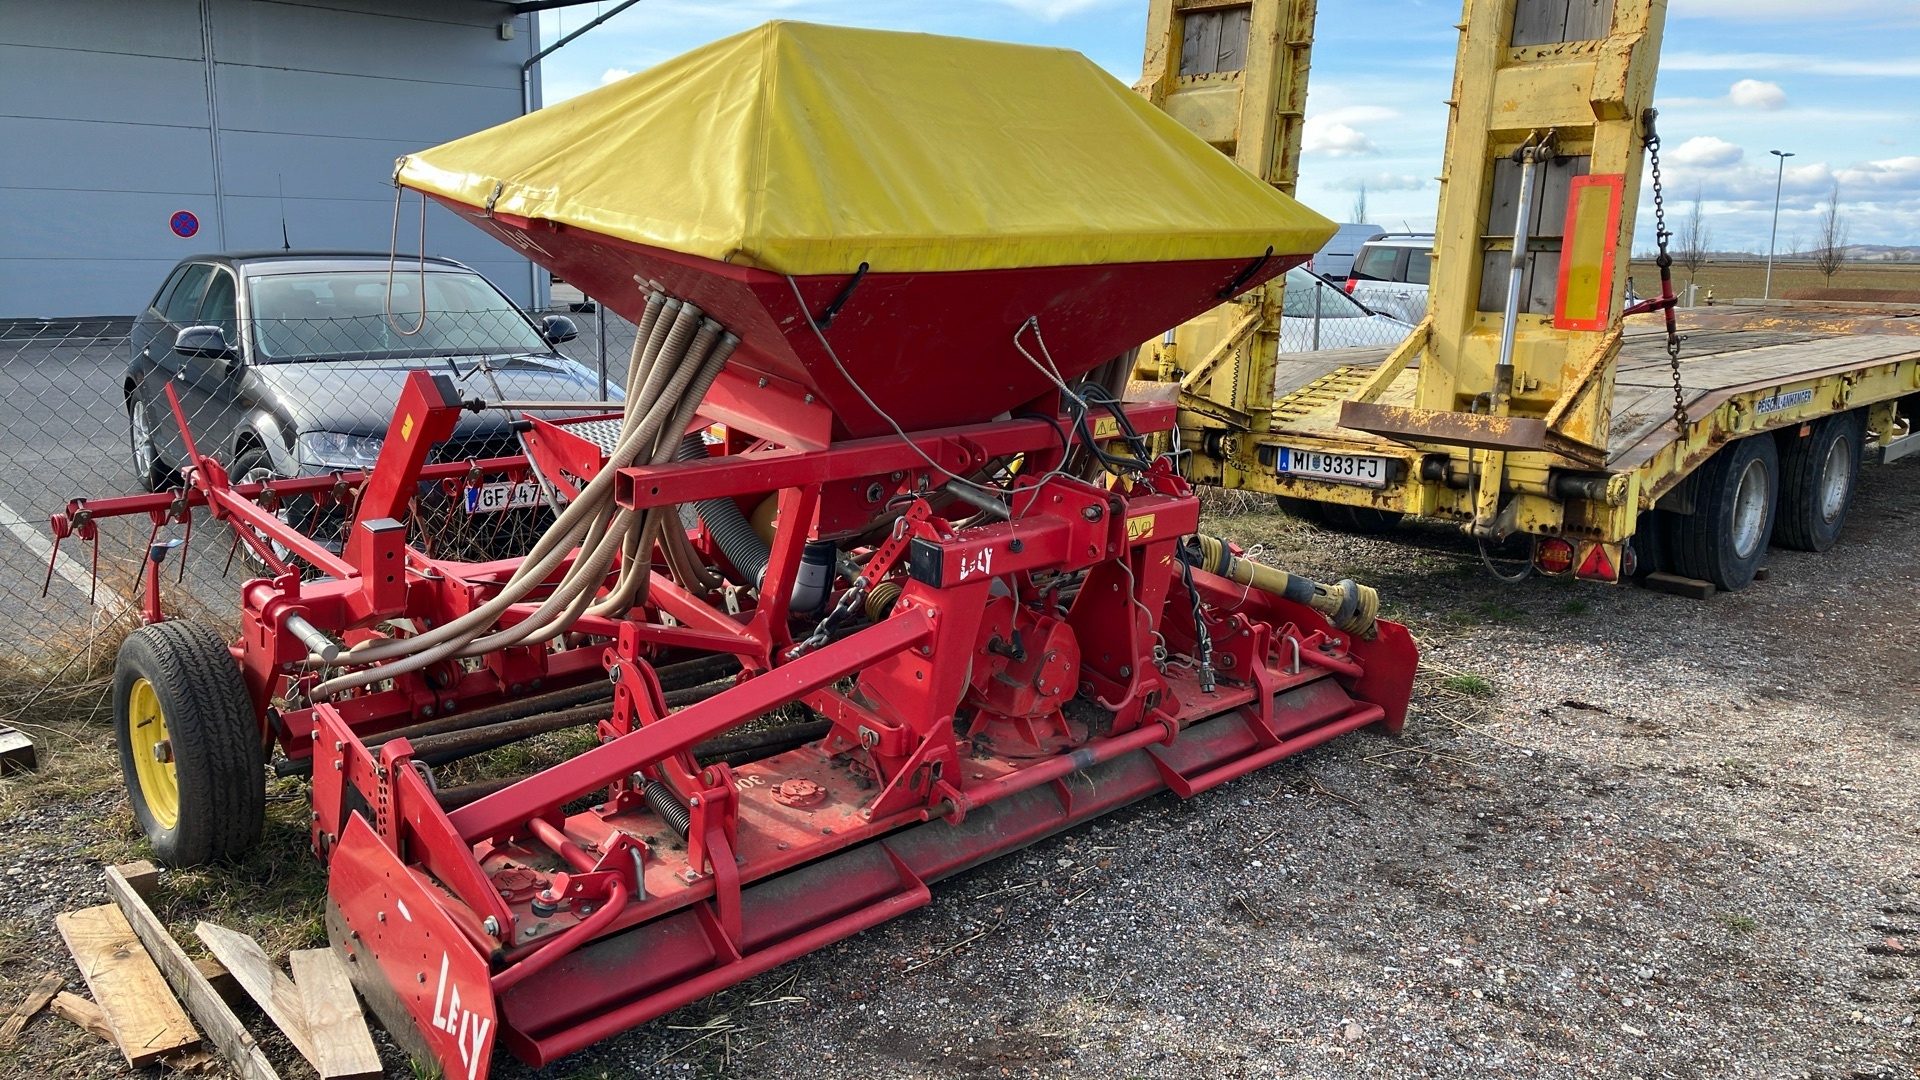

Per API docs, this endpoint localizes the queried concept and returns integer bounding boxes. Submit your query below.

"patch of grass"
[1560,598,1591,615]
[1439,674,1496,698]
[1718,913,1758,934]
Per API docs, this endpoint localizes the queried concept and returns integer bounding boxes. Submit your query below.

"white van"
[1345,234,1433,324]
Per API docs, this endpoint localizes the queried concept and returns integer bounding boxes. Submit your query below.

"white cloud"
[1303,118,1378,158]
[1726,78,1786,110]
[1664,51,1920,78]
[1330,173,1429,193]
[601,68,633,85]
[1669,0,1915,18]
[985,0,1126,19]
[1835,157,1920,195]
[1668,136,1744,169]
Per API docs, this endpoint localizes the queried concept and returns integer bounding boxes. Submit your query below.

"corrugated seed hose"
[1192,534,1381,641]
[308,294,738,698]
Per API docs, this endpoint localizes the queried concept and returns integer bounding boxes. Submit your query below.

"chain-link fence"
[0,280,644,666]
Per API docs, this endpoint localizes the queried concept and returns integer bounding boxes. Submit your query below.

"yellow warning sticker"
[1092,416,1120,440]
[1126,513,1156,541]
[401,415,415,441]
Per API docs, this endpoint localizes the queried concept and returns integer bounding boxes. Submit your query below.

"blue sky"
[538,1,1920,253]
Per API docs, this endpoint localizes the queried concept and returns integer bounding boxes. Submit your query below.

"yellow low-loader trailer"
[1133,0,1920,593]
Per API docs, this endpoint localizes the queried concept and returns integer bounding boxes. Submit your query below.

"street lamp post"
[1764,149,1795,303]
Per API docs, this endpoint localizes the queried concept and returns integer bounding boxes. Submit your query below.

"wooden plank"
[195,923,317,1068]
[0,725,35,775]
[49,991,114,1043]
[1643,571,1714,600]
[102,864,281,1080]
[0,972,62,1046]
[289,949,383,1080]
[55,905,199,1067]
[112,859,162,902]
[194,956,243,1006]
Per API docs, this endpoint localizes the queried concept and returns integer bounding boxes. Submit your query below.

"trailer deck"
[1257,321,1920,511]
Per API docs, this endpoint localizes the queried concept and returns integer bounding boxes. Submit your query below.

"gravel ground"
[1,456,1914,1080]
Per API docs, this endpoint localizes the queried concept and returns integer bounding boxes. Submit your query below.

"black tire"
[1670,436,1779,592]
[1629,509,1673,578]
[1773,410,1863,552]
[1274,496,1320,521]
[1314,502,1404,534]
[113,620,264,866]
[127,396,170,493]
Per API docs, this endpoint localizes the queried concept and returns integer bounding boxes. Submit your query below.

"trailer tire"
[113,619,264,867]
[1313,502,1404,534]
[1670,435,1779,592]
[1629,510,1673,578]
[1773,410,1863,552]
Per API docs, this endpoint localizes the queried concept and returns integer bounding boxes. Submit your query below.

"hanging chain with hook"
[1642,109,1688,434]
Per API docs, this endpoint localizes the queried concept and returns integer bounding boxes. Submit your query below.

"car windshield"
[1281,267,1373,318]
[247,270,547,362]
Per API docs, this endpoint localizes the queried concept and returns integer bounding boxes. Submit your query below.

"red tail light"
[1344,277,1357,293]
[1535,537,1575,575]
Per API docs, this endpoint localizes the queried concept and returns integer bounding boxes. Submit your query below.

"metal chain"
[1643,115,1689,432]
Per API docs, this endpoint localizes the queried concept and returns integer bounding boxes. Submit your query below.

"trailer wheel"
[1670,436,1779,592]
[1629,510,1672,578]
[1313,502,1404,534]
[114,619,264,866]
[1773,410,1863,552]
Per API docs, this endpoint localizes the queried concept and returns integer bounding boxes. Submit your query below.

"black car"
[125,252,604,491]
[125,252,613,563]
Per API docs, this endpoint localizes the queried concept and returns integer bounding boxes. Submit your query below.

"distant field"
[1627,259,1920,304]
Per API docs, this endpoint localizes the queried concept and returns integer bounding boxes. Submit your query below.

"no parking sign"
[170,210,198,238]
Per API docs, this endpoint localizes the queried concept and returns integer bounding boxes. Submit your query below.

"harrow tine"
[176,513,192,585]
[131,519,162,598]
[40,532,58,599]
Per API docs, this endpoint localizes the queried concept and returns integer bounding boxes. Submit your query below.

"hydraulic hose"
[1191,534,1381,640]
[676,432,772,587]
[310,297,733,697]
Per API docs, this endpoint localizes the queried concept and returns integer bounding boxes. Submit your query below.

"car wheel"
[231,445,295,578]
[127,396,172,492]
[1670,435,1779,592]
[1773,410,1862,552]
[113,618,264,866]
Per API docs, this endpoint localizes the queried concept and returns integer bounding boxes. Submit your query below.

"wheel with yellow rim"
[113,619,264,866]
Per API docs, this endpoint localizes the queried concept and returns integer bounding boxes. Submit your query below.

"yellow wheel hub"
[127,678,179,830]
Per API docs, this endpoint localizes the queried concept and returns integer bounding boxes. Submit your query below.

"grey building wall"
[0,0,544,318]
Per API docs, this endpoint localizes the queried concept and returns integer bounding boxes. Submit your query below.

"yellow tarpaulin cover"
[398,21,1334,276]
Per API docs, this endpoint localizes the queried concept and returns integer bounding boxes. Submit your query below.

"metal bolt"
[150,740,173,764]
[757,377,769,388]
[592,803,606,813]
[483,916,499,936]
[416,972,426,983]
[919,645,932,657]
[1082,505,1103,521]
[689,795,701,807]
[1118,666,1131,678]
[421,705,434,717]
[377,911,387,922]
[803,393,814,404]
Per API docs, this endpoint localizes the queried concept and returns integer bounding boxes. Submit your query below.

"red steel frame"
[58,370,1416,1080]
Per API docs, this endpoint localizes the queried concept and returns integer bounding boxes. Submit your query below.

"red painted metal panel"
[424,196,1295,439]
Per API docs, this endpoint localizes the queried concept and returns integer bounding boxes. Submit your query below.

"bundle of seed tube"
[312,293,738,698]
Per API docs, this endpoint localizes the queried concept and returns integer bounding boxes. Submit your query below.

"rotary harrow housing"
[65,22,1418,1079]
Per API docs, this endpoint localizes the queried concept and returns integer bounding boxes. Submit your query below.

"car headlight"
[295,431,384,471]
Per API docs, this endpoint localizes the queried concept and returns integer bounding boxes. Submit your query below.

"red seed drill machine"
[68,24,1415,1079]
